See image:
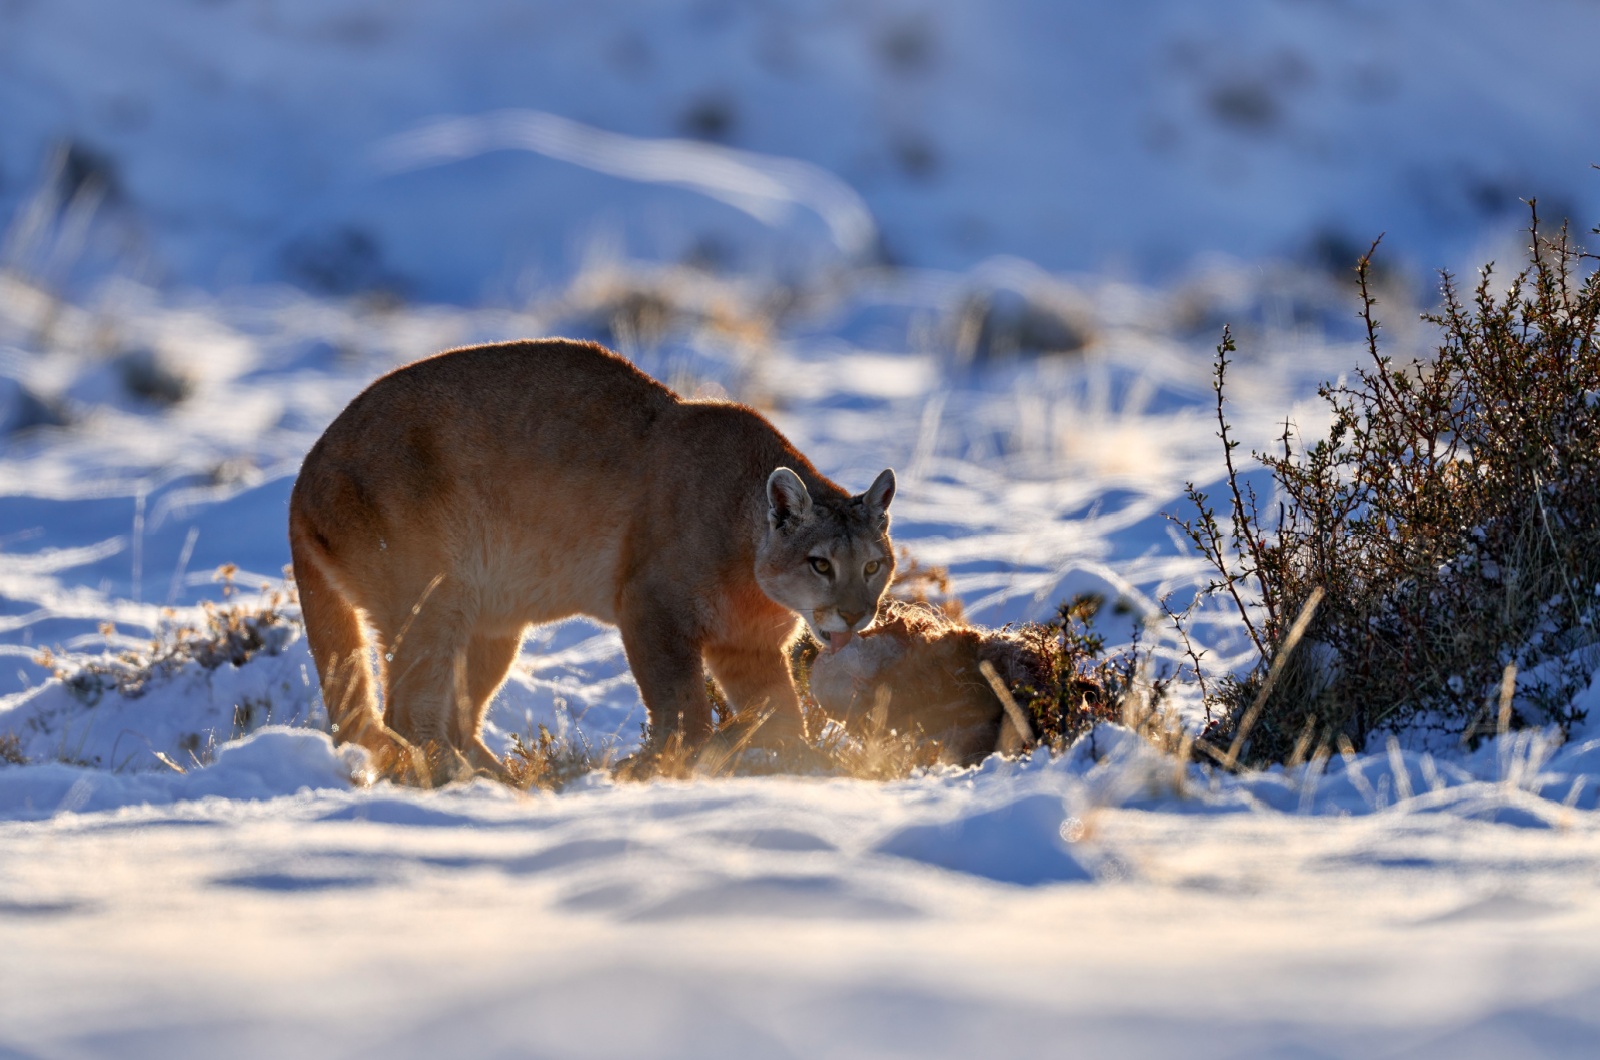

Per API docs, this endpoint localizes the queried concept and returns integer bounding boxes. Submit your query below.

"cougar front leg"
[704,639,804,743]
[618,598,714,750]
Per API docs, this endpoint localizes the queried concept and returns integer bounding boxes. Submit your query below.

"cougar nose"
[839,609,866,629]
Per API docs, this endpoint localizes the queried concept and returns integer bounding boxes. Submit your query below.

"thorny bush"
[1012,594,1154,749]
[1175,204,1600,764]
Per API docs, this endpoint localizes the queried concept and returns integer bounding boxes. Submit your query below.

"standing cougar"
[289,339,896,778]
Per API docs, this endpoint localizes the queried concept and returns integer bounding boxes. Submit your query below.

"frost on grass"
[0,732,26,766]
[1175,210,1600,763]
[39,571,297,706]
[2,573,318,772]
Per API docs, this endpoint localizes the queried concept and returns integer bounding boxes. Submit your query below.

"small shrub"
[679,93,737,142]
[0,733,27,766]
[40,574,298,704]
[1176,204,1600,763]
[1012,594,1154,749]
[952,288,1090,364]
[116,348,192,406]
[503,725,613,792]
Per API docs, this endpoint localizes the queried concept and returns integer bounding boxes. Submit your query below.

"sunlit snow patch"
[0,727,361,821]
[874,792,1095,885]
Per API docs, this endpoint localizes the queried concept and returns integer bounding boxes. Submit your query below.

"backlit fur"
[288,339,895,777]
[809,600,1044,765]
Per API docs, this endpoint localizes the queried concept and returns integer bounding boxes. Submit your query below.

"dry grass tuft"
[602,704,941,785]
[503,724,615,792]
[36,570,298,706]
[540,262,781,365]
[887,546,965,620]
[1010,594,1153,749]
[810,696,945,780]
[0,733,27,766]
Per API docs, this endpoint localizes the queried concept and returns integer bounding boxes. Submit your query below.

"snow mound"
[875,791,1094,885]
[0,727,359,821]
[0,627,320,773]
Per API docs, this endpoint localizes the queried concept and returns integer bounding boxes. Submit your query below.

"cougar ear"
[863,468,896,521]
[767,467,814,530]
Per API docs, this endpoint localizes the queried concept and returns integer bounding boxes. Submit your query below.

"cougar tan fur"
[808,600,1045,765]
[289,339,896,777]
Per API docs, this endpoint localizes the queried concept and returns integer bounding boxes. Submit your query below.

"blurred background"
[3,0,1598,304]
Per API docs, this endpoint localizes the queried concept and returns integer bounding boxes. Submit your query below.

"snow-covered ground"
[6,2,1600,1056]
[7,255,1600,1057]
[5,727,1600,1059]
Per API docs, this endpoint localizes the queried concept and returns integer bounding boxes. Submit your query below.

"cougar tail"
[290,514,393,760]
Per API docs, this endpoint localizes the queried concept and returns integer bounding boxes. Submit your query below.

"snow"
[6,730,1600,1056]
[5,0,1600,1055]
[0,727,360,821]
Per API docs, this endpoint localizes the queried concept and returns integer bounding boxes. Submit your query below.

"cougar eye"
[864,559,882,577]
[809,557,832,576]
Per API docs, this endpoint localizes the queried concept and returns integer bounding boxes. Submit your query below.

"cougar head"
[755,467,897,653]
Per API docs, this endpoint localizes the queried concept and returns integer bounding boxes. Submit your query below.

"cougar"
[288,339,896,778]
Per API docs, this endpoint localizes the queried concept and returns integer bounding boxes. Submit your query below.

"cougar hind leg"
[289,537,415,776]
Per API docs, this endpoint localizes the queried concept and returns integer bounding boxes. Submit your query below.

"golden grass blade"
[1497,663,1517,737]
[1223,586,1324,771]
[387,572,446,658]
[978,659,1035,749]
